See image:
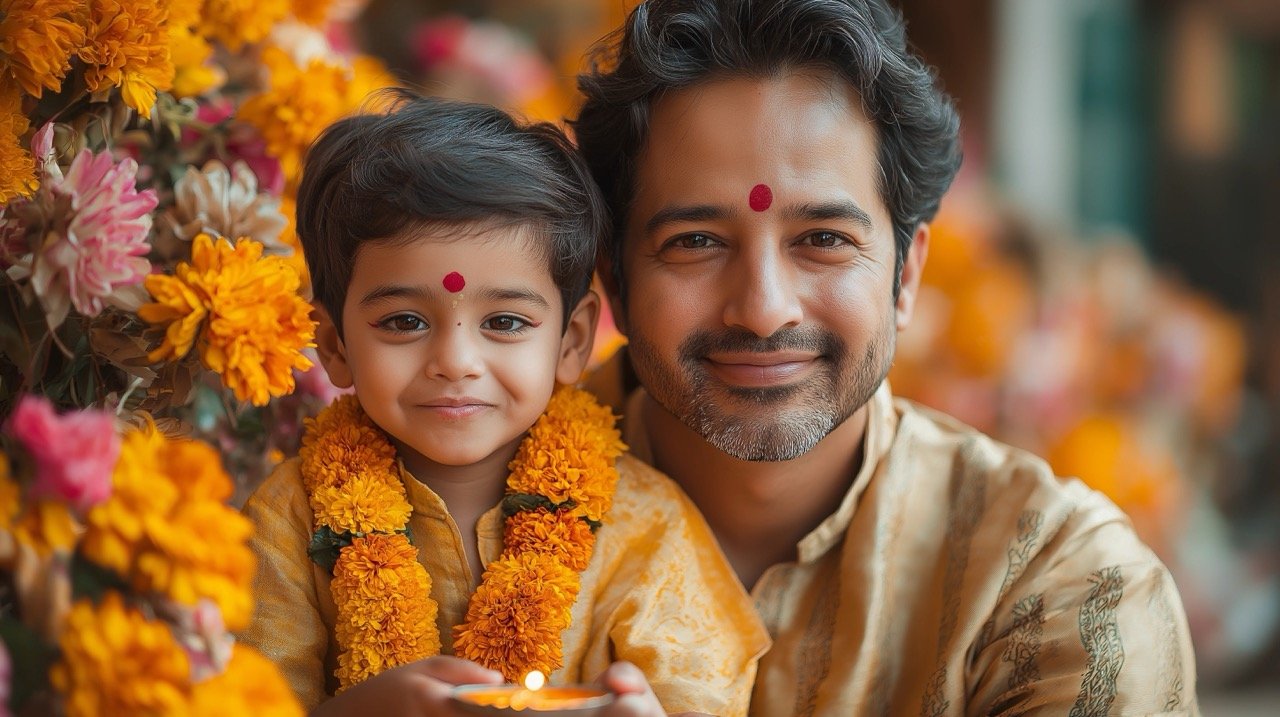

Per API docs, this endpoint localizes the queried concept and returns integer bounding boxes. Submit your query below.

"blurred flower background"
[1,0,1277,712]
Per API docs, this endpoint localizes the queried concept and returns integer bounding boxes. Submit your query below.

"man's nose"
[427,325,484,381]
[721,247,803,337]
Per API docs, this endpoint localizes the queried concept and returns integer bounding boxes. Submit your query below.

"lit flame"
[522,670,546,692]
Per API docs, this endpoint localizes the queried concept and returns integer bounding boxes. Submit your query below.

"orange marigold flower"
[332,533,438,688]
[0,82,34,203]
[50,594,192,717]
[190,644,303,716]
[0,455,19,532]
[453,552,581,680]
[508,387,625,522]
[0,0,86,97]
[299,396,398,495]
[291,0,334,27]
[140,233,316,406]
[502,508,596,572]
[311,472,411,535]
[78,0,175,120]
[201,0,289,51]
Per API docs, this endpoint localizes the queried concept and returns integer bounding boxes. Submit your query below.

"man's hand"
[595,661,667,717]
[311,655,503,717]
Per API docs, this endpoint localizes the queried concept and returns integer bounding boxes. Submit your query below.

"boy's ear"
[313,304,354,389]
[895,222,930,332]
[555,290,601,385]
[594,254,626,334]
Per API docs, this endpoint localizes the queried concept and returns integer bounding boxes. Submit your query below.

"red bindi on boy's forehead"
[748,184,773,212]
[442,272,465,293]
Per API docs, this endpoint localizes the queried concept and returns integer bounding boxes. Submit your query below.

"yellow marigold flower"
[169,25,222,99]
[508,387,625,522]
[190,644,303,716]
[0,81,35,203]
[11,499,77,555]
[453,552,580,680]
[140,233,316,406]
[299,397,397,495]
[0,0,86,97]
[50,594,192,717]
[78,0,175,120]
[82,428,257,630]
[312,472,412,535]
[503,508,596,572]
[332,533,438,688]
[277,194,311,292]
[201,0,289,51]
[239,47,394,191]
[0,453,17,532]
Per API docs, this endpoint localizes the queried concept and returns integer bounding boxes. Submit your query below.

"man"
[573,0,1200,714]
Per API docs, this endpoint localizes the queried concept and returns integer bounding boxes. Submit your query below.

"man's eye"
[482,315,530,333]
[673,233,715,249]
[805,231,847,248]
[380,315,426,333]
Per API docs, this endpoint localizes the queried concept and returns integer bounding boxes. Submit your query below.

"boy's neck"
[640,395,867,591]
[397,438,520,587]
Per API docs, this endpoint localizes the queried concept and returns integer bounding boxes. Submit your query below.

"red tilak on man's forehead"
[442,272,465,293]
[749,184,773,212]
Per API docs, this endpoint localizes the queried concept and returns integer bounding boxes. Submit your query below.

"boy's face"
[315,224,598,477]
[609,69,927,461]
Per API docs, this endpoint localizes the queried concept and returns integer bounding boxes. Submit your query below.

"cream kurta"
[611,374,1199,716]
[240,453,769,715]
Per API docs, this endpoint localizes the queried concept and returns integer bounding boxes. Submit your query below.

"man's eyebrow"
[644,204,734,234]
[473,286,551,309]
[359,284,433,306]
[782,200,874,230]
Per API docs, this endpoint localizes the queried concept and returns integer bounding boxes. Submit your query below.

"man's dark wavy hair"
[573,0,962,297]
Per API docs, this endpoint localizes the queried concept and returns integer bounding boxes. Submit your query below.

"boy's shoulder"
[241,456,311,527]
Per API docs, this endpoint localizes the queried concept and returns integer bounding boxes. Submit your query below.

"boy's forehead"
[348,222,557,294]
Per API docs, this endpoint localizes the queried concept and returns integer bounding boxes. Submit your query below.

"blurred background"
[340,0,1280,705]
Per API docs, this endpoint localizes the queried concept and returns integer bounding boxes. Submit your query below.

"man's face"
[618,69,912,461]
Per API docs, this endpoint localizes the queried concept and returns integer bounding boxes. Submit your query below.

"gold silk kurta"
[597,361,1199,716]
[240,453,769,715]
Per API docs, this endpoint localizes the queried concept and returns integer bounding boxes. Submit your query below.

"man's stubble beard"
[628,320,894,462]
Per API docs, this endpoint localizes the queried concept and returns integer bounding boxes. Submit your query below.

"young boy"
[239,93,768,717]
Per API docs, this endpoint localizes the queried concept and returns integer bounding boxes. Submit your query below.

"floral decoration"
[302,386,625,687]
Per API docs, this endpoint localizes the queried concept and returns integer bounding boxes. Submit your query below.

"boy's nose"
[427,326,485,381]
[721,247,803,337]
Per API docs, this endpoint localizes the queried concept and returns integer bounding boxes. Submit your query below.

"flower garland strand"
[299,386,624,687]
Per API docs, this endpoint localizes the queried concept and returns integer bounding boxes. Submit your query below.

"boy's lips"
[701,351,820,387]
[419,397,492,419]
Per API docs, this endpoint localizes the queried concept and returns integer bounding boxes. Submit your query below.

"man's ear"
[593,252,626,334]
[555,290,602,385]
[313,304,354,389]
[896,222,930,331]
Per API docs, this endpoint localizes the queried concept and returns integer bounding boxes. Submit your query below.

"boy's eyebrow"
[358,283,551,309]
[473,286,551,309]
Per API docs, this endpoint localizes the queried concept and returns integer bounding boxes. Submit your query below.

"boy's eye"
[380,314,427,333]
[482,315,530,333]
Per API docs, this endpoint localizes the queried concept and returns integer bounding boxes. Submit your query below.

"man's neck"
[640,395,868,590]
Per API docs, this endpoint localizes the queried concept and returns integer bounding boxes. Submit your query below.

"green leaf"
[308,526,353,574]
[70,550,129,603]
[501,493,557,517]
[0,613,58,711]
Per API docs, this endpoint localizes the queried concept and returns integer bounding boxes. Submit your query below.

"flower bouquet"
[0,0,395,713]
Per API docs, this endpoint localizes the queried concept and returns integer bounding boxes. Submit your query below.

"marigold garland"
[301,385,624,687]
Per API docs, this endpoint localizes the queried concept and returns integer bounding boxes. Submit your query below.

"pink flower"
[10,148,157,327]
[7,395,118,513]
[191,100,285,195]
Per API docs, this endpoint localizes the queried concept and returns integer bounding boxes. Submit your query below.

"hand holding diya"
[452,670,615,715]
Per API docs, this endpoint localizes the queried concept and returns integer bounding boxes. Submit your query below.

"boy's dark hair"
[298,90,607,334]
[572,0,962,297]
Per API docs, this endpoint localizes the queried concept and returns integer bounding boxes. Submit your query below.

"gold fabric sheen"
[240,453,769,715]
[588,351,1199,716]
